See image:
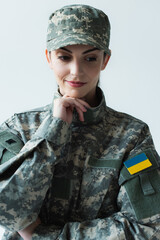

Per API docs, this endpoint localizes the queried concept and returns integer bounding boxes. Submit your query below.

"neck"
[82,89,100,108]
[86,97,99,107]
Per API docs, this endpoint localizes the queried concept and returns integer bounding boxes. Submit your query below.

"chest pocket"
[119,148,160,220]
[76,157,122,220]
[0,130,24,165]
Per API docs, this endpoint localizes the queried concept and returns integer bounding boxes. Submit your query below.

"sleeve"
[30,123,160,240]
[0,114,71,232]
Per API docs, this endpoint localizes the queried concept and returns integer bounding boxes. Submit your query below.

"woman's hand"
[53,95,90,124]
[18,218,41,240]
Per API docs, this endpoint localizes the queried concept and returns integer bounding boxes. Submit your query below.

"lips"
[66,80,86,88]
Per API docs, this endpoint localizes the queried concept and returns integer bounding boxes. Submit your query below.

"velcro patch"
[124,153,152,175]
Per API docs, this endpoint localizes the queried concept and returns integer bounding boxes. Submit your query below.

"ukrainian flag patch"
[124,153,152,175]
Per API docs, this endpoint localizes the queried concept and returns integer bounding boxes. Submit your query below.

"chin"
[65,89,85,99]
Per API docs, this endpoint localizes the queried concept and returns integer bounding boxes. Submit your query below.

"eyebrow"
[60,47,99,54]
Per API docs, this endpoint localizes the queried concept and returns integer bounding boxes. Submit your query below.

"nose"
[70,59,83,76]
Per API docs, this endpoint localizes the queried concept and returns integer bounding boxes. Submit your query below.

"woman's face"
[46,44,110,105]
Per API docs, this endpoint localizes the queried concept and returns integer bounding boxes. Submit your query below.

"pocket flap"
[0,130,24,165]
[88,158,122,169]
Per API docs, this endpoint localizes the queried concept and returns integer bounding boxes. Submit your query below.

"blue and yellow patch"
[124,153,152,175]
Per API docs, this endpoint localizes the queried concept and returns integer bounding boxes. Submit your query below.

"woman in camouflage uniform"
[0,4,160,240]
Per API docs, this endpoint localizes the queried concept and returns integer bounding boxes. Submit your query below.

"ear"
[101,50,111,70]
[45,49,53,69]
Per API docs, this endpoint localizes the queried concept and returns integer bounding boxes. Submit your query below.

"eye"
[58,55,71,61]
[85,57,97,62]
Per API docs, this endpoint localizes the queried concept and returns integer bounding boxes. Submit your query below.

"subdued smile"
[65,80,86,88]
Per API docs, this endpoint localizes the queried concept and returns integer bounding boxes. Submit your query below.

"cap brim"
[47,33,110,55]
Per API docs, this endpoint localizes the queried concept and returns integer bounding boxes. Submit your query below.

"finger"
[75,106,84,122]
[62,98,87,113]
[75,101,87,112]
[63,95,91,109]
[75,98,91,109]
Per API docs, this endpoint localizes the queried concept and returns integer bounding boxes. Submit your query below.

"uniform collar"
[53,87,107,125]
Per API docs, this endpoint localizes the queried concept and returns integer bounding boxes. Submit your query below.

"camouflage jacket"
[0,88,160,240]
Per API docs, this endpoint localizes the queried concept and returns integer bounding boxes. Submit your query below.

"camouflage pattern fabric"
[0,87,160,239]
[46,4,111,55]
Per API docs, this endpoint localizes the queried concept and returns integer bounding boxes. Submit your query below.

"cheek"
[52,64,68,81]
[86,65,102,79]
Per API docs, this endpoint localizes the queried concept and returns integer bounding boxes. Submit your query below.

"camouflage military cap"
[46,4,111,55]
